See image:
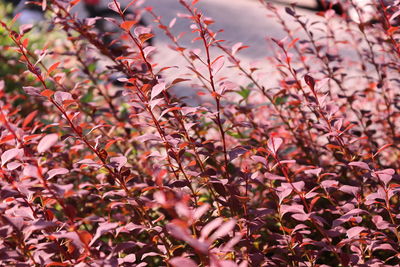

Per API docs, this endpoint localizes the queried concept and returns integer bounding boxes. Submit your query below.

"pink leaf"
[108,1,120,13]
[209,219,236,242]
[280,204,305,216]
[134,26,151,38]
[304,168,322,176]
[38,133,58,153]
[339,185,359,195]
[211,56,225,76]
[321,180,338,189]
[167,224,209,253]
[201,218,224,239]
[23,165,40,179]
[89,222,119,246]
[267,137,283,154]
[372,242,395,252]
[151,83,166,100]
[6,162,22,170]
[169,257,197,267]
[232,42,243,56]
[47,168,69,180]
[1,148,23,167]
[143,46,156,58]
[373,169,395,185]
[292,213,310,221]
[193,204,210,221]
[169,18,177,28]
[349,161,370,171]
[54,91,73,105]
[346,226,366,239]
[277,188,292,203]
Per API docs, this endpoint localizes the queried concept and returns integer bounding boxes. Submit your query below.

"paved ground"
[72,0,319,104]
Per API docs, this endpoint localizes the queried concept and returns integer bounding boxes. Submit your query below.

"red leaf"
[0,135,15,144]
[41,89,55,98]
[78,230,92,246]
[121,21,136,31]
[304,74,315,89]
[22,110,38,128]
[45,262,68,267]
[139,33,154,43]
[288,38,299,50]
[48,62,60,74]
[70,0,80,7]
[172,78,190,85]
[388,26,398,35]
[374,144,392,157]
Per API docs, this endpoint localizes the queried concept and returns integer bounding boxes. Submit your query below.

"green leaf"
[274,95,288,105]
[81,89,94,103]
[236,86,251,100]
[88,63,96,73]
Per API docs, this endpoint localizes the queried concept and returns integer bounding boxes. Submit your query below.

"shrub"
[0,0,400,266]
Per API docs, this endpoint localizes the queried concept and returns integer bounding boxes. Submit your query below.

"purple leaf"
[228,146,248,161]
[90,222,119,246]
[135,133,161,142]
[277,188,292,203]
[304,74,315,89]
[110,156,127,171]
[251,155,267,166]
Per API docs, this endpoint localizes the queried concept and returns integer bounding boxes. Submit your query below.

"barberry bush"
[1,0,400,266]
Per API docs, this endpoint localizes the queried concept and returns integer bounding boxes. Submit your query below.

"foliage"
[1,0,400,266]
